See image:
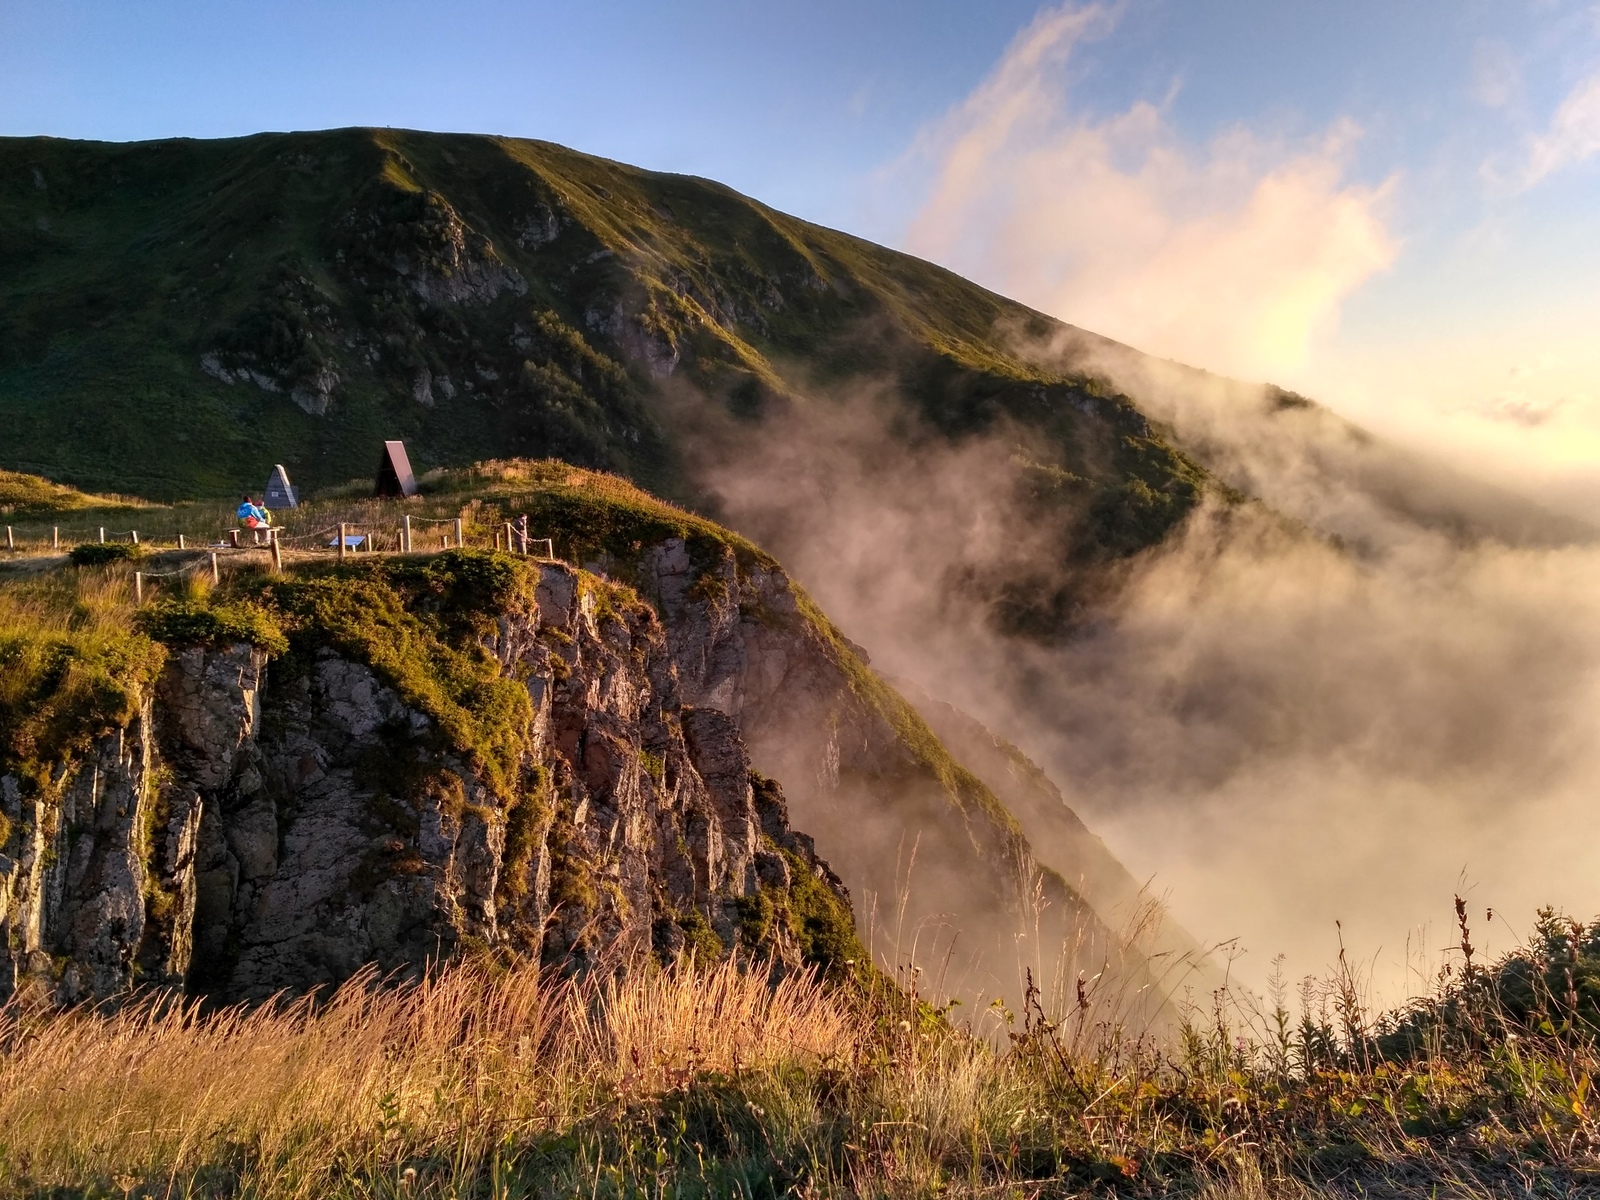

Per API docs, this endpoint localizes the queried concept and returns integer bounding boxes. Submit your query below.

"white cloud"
[902,2,1397,380]
[1472,38,1523,110]
[1523,70,1600,185]
[1307,310,1600,521]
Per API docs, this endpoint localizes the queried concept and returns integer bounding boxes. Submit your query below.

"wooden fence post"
[178,533,186,550]
[131,530,139,545]
[99,527,106,543]
[338,523,347,562]
[52,527,59,550]
[210,553,220,585]
[270,529,283,573]
[134,572,144,605]
[454,517,464,549]
[5,527,12,552]
[403,515,413,554]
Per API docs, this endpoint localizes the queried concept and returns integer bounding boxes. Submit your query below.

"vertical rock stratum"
[0,467,1180,1011]
[0,556,855,1003]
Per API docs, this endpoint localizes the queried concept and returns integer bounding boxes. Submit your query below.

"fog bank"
[685,376,1600,998]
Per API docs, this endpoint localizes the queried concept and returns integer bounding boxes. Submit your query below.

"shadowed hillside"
[5,127,1587,642]
[0,128,1212,627]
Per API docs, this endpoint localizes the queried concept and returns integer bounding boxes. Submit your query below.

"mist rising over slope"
[8,126,1595,994]
[689,375,1600,993]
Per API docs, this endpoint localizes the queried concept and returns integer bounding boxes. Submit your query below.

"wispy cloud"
[1471,38,1523,110]
[1523,69,1600,185]
[901,2,1397,380]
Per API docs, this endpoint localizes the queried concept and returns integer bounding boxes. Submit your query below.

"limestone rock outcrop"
[638,536,1129,999]
[0,533,1166,1013]
[0,559,852,1004]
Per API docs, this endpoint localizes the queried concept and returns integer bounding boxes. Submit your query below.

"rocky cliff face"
[632,535,1129,1000]
[0,493,1168,1011]
[0,556,856,1004]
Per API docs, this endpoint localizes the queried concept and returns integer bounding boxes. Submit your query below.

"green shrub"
[673,909,725,964]
[68,542,145,566]
[781,849,867,976]
[0,629,165,781]
[134,599,288,655]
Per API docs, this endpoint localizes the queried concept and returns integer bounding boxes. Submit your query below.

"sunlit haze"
[8,1,1599,512]
[7,0,1600,993]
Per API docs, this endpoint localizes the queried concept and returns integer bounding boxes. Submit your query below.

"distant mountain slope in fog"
[1039,332,1597,552]
[4,126,1582,594]
[894,678,1220,989]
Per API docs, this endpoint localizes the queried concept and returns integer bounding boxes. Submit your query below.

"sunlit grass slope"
[0,128,1207,585]
[2,915,1599,1199]
[0,468,148,515]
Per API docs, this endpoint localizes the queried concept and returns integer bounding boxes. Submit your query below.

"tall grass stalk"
[1,922,1597,1198]
[0,959,853,1199]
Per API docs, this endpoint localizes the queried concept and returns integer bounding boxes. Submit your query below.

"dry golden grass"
[1,925,1599,1198]
[0,563,137,636]
[0,958,855,1199]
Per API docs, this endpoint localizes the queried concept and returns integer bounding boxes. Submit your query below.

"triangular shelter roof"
[264,463,299,509]
[375,440,418,498]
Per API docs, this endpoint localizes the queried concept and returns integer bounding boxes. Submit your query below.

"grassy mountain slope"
[0,467,149,515]
[5,127,1588,624]
[0,129,1209,588]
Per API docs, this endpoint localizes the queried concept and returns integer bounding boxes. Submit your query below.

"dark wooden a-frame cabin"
[374,440,418,498]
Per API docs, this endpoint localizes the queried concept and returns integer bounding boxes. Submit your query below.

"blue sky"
[0,0,1044,225]
[6,0,1600,509]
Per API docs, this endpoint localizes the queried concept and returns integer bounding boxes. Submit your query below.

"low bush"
[134,598,288,656]
[68,541,145,566]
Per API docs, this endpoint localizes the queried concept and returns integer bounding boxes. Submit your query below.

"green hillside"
[0,129,1209,601]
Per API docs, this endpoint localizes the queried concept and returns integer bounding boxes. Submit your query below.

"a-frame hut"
[264,463,299,509]
[374,440,418,498]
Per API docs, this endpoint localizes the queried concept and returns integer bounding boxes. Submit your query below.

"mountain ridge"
[0,460,1188,1013]
[5,125,1587,562]
[0,127,1210,576]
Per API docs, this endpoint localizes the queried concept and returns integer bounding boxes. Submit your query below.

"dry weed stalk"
[0,898,1597,1197]
[0,957,852,1198]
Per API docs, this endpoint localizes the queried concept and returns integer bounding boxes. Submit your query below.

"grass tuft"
[1,910,1598,1197]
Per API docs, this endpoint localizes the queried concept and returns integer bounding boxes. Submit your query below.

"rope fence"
[132,554,222,604]
[6,512,565,590]
[271,526,343,547]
